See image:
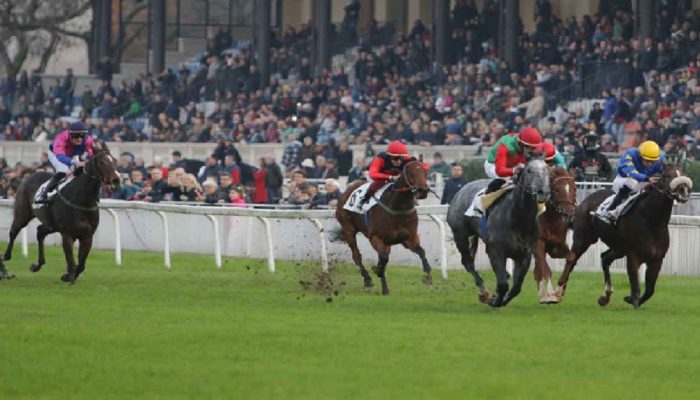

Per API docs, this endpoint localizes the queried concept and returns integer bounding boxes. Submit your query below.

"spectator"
[228,186,247,207]
[198,180,223,204]
[441,163,468,205]
[253,158,269,204]
[348,157,366,183]
[430,152,451,178]
[263,154,283,203]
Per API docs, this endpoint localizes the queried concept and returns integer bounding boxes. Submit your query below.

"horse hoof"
[60,273,75,284]
[478,291,491,304]
[422,274,433,286]
[598,296,610,307]
[29,263,42,273]
[363,279,374,289]
[540,295,560,304]
[624,296,640,308]
[0,271,15,280]
[381,289,390,296]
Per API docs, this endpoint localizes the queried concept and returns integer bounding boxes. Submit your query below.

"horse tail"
[328,224,346,243]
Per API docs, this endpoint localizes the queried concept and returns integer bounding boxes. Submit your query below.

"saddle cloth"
[342,182,392,214]
[595,191,641,221]
[32,176,73,210]
[465,185,514,217]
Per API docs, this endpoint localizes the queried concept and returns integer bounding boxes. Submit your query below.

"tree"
[0,0,91,79]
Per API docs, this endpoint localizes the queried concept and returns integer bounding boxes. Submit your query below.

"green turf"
[1,245,700,400]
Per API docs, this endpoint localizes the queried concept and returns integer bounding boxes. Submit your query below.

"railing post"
[106,209,122,266]
[156,211,171,269]
[257,216,276,272]
[21,226,28,258]
[428,214,448,279]
[311,218,329,273]
[206,214,222,269]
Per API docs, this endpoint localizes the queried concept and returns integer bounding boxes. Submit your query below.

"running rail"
[2,198,699,276]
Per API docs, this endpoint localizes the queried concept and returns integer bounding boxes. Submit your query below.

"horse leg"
[402,233,432,285]
[623,254,642,309]
[486,249,509,308]
[555,235,595,301]
[503,254,532,306]
[3,217,31,262]
[74,236,93,280]
[344,229,373,288]
[370,236,392,296]
[29,225,53,273]
[533,240,552,303]
[597,249,622,306]
[639,260,662,306]
[60,235,77,284]
[456,236,489,303]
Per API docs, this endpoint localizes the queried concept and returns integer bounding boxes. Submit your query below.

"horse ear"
[418,154,424,163]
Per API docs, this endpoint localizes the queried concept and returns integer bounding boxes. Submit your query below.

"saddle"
[32,176,73,209]
[342,182,392,215]
[594,191,641,223]
[465,185,514,218]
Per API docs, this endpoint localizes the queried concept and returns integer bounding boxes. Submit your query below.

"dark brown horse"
[533,166,576,303]
[555,163,691,308]
[336,160,431,295]
[0,145,120,283]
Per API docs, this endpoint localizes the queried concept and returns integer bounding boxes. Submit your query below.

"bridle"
[548,175,577,218]
[83,150,116,185]
[393,161,438,198]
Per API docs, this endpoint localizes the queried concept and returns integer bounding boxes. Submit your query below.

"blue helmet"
[69,121,88,134]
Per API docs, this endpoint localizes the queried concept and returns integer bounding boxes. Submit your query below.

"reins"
[55,151,113,212]
[548,175,577,217]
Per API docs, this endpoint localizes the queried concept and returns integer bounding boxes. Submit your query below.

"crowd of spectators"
[5,0,700,203]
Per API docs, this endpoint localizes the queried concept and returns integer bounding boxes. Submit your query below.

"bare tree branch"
[37,33,60,72]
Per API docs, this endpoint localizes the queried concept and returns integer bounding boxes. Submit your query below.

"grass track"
[1,245,700,399]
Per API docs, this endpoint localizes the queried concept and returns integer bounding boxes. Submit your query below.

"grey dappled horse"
[447,159,550,307]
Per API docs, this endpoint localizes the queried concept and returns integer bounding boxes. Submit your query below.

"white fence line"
[2,199,700,276]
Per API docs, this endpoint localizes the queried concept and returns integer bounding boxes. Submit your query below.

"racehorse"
[555,163,692,308]
[447,158,550,307]
[533,166,576,303]
[0,145,120,283]
[336,160,431,295]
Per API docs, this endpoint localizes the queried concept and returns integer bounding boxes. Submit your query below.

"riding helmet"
[518,127,542,148]
[387,141,409,156]
[69,121,88,133]
[541,141,556,162]
[639,140,661,161]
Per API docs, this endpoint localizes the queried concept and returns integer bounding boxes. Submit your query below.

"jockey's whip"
[429,187,441,200]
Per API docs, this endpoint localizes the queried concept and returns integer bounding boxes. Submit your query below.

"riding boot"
[599,186,632,224]
[36,172,66,204]
[358,189,374,206]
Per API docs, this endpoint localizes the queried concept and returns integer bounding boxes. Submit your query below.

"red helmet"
[387,141,408,156]
[518,127,542,148]
[542,141,556,161]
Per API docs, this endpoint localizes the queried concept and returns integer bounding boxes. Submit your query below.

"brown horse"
[533,166,576,303]
[555,163,691,308]
[0,146,120,283]
[336,160,431,295]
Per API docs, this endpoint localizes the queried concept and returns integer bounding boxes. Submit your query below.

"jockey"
[485,127,543,179]
[596,140,665,224]
[484,127,543,192]
[541,141,567,169]
[359,141,412,205]
[37,121,96,204]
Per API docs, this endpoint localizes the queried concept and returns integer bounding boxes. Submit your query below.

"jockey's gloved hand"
[649,176,662,184]
[513,163,526,176]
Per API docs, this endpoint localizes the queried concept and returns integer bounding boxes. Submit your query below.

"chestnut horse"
[533,166,576,303]
[555,163,692,308]
[336,160,431,295]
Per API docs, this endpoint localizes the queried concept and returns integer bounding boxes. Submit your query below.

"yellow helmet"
[638,140,661,161]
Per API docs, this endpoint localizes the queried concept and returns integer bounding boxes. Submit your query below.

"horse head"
[516,158,550,203]
[548,166,576,218]
[658,163,692,203]
[399,160,430,200]
[85,142,121,191]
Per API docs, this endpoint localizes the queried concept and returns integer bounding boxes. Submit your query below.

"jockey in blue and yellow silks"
[596,140,665,224]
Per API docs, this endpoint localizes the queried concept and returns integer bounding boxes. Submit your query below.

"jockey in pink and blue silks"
[37,121,97,203]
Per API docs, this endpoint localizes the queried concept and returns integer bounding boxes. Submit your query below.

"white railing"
[2,199,700,277]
